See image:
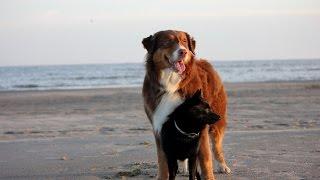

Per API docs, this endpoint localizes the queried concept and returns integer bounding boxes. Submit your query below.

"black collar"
[174,120,200,139]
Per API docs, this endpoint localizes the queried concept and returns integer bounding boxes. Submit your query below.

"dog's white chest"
[152,92,183,134]
[159,68,181,93]
[152,68,183,134]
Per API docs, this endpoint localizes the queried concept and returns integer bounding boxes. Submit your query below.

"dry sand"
[0,81,319,179]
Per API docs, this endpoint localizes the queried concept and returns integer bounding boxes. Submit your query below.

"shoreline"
[0,80,320,93]
[0,80,319,92]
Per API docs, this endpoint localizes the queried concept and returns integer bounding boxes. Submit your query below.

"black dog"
[161,90,220,180]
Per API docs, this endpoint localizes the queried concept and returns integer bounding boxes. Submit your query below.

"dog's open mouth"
[174,60,186,74]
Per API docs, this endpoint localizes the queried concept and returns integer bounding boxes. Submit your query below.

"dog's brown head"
[142,30,196,75]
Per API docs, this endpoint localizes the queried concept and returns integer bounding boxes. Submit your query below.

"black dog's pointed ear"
[194,89,202,99]
[188,89,202,103]
[186,33,196,55]
[142,35,154,53]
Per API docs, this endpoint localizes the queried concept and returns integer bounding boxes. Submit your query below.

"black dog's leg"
[196,171,201,180]
[168,158,178,180]
[188,156,198,180]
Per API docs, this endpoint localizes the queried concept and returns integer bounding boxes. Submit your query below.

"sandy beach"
[0,81,319,179]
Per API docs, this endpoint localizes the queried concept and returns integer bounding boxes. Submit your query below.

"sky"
[0,0,320,66]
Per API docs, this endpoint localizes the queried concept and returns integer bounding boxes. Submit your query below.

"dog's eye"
[182,39,187,44]
[161,40,174,47]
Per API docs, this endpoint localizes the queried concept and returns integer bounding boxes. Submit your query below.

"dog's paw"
[218,163,231,174]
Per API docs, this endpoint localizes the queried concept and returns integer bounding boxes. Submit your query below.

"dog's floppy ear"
[186,32,196,54]
[142,35,154,53]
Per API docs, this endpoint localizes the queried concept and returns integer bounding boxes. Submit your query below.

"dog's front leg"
[155,136,169,180]
[168,158,178,180]
[188,156,198,180]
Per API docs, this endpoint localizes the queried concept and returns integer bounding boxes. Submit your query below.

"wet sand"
[0,81,319,179]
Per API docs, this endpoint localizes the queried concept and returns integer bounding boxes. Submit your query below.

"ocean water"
[0,60,319,91]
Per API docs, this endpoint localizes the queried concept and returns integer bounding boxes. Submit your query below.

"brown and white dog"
[142,30,231,179]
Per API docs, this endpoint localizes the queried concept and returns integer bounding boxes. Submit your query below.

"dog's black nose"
[178,49,187,56]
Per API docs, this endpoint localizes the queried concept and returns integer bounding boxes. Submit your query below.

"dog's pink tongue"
[175,61,186,74]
